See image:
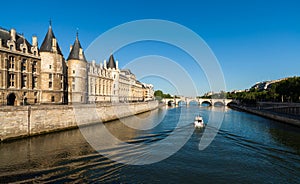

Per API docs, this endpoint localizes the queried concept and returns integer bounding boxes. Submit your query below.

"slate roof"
[67,34,86,61]
[40,25,62,55]
[107,54,116,69]
[0,27,33,53]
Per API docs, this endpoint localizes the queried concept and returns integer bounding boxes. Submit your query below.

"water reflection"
[268,124,300,154]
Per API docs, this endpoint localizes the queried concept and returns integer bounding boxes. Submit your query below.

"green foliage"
[227,76,300,103]
[154,90,173,99]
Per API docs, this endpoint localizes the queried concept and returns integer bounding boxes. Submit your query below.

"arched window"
[51,96,55,102]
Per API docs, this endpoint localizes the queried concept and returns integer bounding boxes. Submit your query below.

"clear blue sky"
[2,0,300,96]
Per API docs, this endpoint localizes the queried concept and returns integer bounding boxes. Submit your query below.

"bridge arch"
[213,101,225,106]
[167,100,175,106]
[188,100,199,106]
[178,100,187,106]
[201,101,212,106]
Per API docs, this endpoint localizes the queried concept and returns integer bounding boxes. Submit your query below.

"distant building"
[0,24,154,106]
[143,83,154,101]
[251,78,288,91]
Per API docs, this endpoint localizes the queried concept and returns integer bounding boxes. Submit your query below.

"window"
[21,59,26,71]
[21,75,27,88]
[49,65,52,69]
[33,77,37,88]
[73,70,75,74]
[49,73,52,79]
[9,74,15,87]
[72,77,75,82]
[72,84,75,90]
[51,96,55,102]
[9,45,13,51]
[49,81,52,88]
[34,51,37,56]
[33,61,37,73]
[34,92,37,96]
[9,56,14,69]
[23,48,26,53]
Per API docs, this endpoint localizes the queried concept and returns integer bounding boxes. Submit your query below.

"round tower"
[39,23,67,104]
[107,54,120,103]
[67,33,87,104]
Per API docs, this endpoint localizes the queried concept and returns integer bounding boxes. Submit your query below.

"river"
[0,106,300,183]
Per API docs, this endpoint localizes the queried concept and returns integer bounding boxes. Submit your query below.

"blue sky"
[1,0,300,96]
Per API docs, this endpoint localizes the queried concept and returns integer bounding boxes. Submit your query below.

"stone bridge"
[162,97,234,106]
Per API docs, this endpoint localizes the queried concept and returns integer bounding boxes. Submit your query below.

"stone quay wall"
[229,104,300,127]
[0,101,159,141]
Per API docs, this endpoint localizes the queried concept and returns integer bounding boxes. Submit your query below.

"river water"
[0,106,300,183]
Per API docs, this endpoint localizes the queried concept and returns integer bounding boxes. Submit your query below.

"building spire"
[76,28,79,40]
[40,21,63,55]
[67,31,86,62]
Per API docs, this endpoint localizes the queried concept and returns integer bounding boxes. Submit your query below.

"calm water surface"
[0,106,300,183]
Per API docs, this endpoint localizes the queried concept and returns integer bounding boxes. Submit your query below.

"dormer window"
[23,48,26,53]
[34,51,36,56]
[9,45,13,51]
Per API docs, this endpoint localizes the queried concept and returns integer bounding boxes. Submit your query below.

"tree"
[154,90,163,100]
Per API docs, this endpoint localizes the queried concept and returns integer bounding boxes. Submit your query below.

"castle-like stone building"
[0,24,154,106]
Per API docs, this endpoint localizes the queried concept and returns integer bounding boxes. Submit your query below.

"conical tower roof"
[67,33,86,62]
[40,23,62,55]
[107,54,116,69]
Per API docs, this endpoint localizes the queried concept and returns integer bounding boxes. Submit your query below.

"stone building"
[143,83,154,101]
[86,58,113,103]
[0,27,40,106]
[67,33,88,104]
[0,24,154,106]
[39,24,68,104]
[119,69,144,102]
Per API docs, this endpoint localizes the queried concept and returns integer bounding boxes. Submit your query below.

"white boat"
[194,115,205,128]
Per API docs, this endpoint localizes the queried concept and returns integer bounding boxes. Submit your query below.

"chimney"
[70,45,73,52]
[10,28,16,41]
[116,60,119,70]
[103,59,107,69]
[32,36,38,47]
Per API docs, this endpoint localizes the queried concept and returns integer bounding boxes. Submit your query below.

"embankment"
[229,104,300,127]
[0,101,160,141]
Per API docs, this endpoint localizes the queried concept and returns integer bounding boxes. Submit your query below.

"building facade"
[0,24,154,106]
[0,27,40,106]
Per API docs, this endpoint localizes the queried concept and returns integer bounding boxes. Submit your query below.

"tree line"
[154,90,173,99]
[201,77,300,104]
